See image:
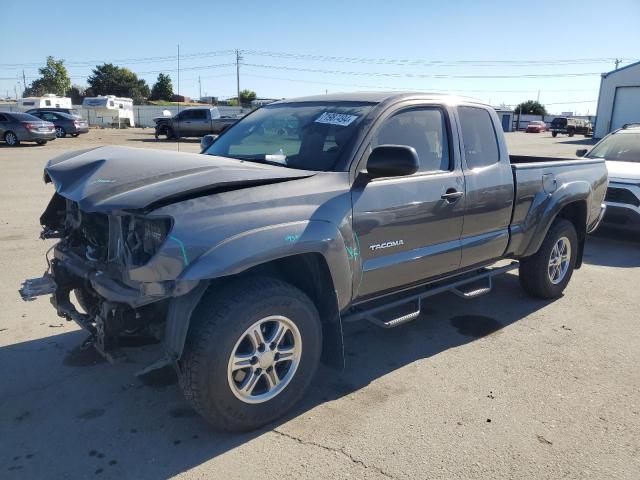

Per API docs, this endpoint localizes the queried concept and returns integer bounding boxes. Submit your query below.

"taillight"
[22,122,37,130]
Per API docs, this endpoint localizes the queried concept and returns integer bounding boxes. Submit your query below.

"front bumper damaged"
[19,245,187,359]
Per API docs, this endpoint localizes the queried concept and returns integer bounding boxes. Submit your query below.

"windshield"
[588,132,640,162]
[204,102,375,171]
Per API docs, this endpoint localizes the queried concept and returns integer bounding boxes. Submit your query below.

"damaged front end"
[20,192,189,361]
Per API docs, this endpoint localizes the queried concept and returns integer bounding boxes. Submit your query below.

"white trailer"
[82,95,135,127]
[17,94,72,111]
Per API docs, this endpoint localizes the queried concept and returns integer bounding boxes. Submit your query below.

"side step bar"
[344,262,518,328]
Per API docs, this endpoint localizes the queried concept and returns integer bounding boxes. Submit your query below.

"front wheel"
[519,218,578,299]
[179,277,322,432]
[551,131,558,137]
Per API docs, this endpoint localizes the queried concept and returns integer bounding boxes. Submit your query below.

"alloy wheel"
[227,315,302,404]
[548,236,571,284]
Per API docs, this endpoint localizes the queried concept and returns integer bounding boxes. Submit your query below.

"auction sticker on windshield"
[315,112,359,127]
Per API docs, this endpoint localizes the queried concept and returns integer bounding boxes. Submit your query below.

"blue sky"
[1,0,638,114]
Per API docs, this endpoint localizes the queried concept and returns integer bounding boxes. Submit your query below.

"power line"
[242,62,602,79]
[243,50,637,67]
[242,72,597,93]
[0,50,235,68]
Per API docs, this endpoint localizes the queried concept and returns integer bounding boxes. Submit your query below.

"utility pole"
[177,44,180,152]
[615,58,621,70]
[537,90,540,102]
[235,49,242,108]
[22,70,27,96]
[198,75,202,101]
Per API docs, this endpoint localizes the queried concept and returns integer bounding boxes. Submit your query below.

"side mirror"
[576,148,588,157]
[366,145,419,178]
[200,134,219,152]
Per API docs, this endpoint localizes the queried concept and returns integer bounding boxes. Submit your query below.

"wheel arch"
[166,250,348,369]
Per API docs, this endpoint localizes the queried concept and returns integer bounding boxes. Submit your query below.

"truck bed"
[507,155,607,258]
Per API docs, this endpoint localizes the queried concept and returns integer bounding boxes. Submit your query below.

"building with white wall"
[594,60,640,138]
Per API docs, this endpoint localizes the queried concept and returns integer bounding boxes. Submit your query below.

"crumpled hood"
[45,146,314,213]
[606,160,640,182]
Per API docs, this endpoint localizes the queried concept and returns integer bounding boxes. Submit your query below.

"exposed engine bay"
[21,193,173,360]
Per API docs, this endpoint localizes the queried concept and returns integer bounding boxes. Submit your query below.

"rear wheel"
[35,140,47,146]
[179,277,322,432]
[568,128,575,137]
[4,131,19,146]
[519,218,577,299]
[71,133,80,137]
[165,127,175,140]
[55,126,66,138]
[551,131,558,137]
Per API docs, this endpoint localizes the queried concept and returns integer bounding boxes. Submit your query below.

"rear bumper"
[19,130,56,141]
[587,203,607,233]
[70,126,89,134]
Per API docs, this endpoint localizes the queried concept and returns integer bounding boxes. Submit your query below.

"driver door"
[351,105,465,300]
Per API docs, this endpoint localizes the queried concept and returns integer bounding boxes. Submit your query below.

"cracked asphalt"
[1,130,639,479]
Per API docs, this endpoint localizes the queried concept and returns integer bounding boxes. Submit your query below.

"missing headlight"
[122,216,172,266]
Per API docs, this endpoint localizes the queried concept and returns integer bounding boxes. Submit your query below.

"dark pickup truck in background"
[21,93,607,432]
[154,106,239,140]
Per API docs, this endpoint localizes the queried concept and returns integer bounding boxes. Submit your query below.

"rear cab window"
[458,106,500,169]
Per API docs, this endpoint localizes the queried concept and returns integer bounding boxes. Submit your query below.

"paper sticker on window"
[315,112,358,127]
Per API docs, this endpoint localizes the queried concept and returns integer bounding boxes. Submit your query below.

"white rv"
[82,95,135,127]
[17,94,72,111]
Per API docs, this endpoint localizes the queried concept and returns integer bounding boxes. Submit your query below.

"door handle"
[441,189,464,201]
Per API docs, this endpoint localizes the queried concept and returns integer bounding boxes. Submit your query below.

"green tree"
[149,73,174,101]
[87,64,150,104]
[239,89,257,106]
[514,100,547,115]
[23,56,71,97]
[68,84,86,104]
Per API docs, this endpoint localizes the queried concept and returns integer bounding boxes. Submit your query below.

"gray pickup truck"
[154,106,238,140]
[21,93,607,432]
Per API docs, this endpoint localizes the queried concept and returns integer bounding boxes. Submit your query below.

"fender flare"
[520,181,591,258]
[164,220,354,363]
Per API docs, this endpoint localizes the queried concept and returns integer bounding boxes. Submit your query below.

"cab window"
[458,106,500,168]
[371,107,450,172]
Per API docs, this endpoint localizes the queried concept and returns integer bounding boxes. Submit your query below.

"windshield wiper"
[225,154,291,168]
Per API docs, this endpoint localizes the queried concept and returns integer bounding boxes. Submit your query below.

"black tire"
[4,131,19,146]
[55,126,66,138]
[519,218,578,299]
[551,131,558,138]
[165,127,175,140]
[179,276,322,432]
[568,129,575,137]
[36,140,47,146]
[71,133,80,137]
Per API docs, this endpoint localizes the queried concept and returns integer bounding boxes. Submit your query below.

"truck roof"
[271,91,485,106]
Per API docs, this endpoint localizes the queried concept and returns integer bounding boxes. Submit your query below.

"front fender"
[517,180,591,258]
[178,220,354,311]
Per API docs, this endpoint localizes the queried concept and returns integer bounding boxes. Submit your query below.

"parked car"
[21,93,607,431]
[525,121,548,133]
[29,111,89,138]
[577,123,640,231]
[25,107,83,119]
[154,107,239,140]
[0,112,56,146]
[550,117,592,137]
